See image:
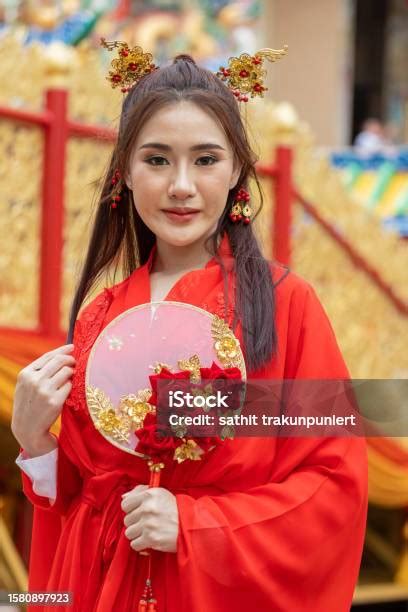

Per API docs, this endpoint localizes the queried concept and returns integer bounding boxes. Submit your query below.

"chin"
[160,235,200,248]
[155,227,210,248]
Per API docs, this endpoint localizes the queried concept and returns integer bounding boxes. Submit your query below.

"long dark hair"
[67,54,277,374]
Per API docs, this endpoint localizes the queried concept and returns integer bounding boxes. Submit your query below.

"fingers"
[52,380,73,405]
[121,488,178,553]
[129,534,149,552]
[121,485,149,513]
[48,365,75,391]
[122,503,147,551]
[36,353,76,381]
[124,523,143,541]
[12,346,76,451]
[123,506,143,528]
[29,344,75,372]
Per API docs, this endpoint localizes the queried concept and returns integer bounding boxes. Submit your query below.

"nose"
[168,162,197,200]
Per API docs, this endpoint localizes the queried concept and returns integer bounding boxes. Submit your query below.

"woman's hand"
[11,344,76,457]
[121,485,179,553]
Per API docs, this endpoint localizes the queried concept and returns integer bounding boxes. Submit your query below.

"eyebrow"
[138,142,226,152]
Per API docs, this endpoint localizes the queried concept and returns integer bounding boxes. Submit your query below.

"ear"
[229,162,242,190]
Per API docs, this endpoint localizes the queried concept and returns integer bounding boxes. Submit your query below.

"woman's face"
[125,100,241,247]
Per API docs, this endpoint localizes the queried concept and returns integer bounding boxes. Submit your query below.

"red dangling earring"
[110,168,123,209]
[229,188,252,225]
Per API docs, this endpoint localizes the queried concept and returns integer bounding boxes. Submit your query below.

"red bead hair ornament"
[110,169,123,209]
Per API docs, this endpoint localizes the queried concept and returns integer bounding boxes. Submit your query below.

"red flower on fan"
[134,362,243,463]
[199,362,243,411]
[148,367,191,407]
[199,361,242,381]
[135,412,176,461]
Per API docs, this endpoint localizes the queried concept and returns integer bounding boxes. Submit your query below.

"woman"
[12,52,368,611]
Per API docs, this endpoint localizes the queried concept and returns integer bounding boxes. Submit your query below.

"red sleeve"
[20,311,88,514]
[174,280,368,612]
[21,437,84,594]
[20,305,92,593]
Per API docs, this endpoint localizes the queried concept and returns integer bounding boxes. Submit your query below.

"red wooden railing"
[0,90,116,339]
[0,87,407,341]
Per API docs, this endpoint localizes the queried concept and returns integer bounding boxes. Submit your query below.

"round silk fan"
[85,301,246,457]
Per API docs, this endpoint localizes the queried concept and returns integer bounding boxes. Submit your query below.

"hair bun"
[173,54,197,65]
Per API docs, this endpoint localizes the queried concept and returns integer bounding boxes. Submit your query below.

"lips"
[162,208,201,224]
[163,208,200,215]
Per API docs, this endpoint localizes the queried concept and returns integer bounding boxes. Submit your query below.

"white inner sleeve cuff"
[16,447,58,505]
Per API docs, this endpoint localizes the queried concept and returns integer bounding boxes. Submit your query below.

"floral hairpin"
[216,46,288,102]
[100,37,157,93]
[100,37,287,101]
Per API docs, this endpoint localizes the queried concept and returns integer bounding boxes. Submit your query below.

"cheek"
[131,167,164,190]
[130,169,166,207]
[200,177,231,212]
[202,173,228,189]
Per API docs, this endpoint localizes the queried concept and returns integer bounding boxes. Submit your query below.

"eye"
[145,156,169,166]
[196,155,218,166]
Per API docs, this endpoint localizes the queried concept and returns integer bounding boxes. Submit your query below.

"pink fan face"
[85,301,246,455]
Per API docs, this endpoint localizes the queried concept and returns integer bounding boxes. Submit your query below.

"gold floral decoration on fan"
[174,439,204,463]
[171,421,188,438]
[178,354,202,383]
[150,361,173,374]
[86,312,245,449]
[86,386,133,443]
[212,315,245,370]
[118,389,155,429]
[191,383,214,413]
[86,386,155,444]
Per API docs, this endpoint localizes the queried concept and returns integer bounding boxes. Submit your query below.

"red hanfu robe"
[21,232,368,612]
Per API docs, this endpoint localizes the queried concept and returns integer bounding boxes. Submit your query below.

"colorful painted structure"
[332,150,408,237]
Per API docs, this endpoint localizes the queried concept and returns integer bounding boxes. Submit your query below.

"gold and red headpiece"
[100,37,287,101]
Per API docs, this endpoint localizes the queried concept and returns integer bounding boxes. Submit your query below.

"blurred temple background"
[0,0,407,610]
